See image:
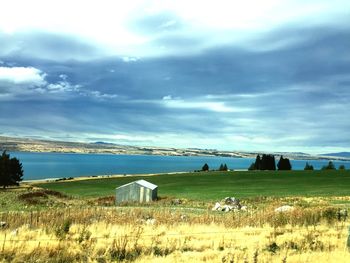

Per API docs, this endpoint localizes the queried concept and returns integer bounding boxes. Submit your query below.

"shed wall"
[116,182,157,203]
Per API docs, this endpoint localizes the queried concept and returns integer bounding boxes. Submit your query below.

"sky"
[0,0,349,154]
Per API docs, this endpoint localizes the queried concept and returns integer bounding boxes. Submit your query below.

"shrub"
[219,164,228,171]
[265,242,280,254]
[55,219,72,239]
[202,163,209,171]
[304,162,314,170]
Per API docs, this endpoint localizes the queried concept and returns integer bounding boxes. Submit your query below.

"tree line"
[199,155,347,172]
[248,154,292,171]
[200,163,228,172]
[248,154,346,171]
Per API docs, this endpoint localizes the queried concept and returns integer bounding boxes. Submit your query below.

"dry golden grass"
[0,204,350,262]
[0,221,349,262]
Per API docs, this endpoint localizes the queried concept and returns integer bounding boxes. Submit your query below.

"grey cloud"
[1,24,350,151]
[0,31,103,61]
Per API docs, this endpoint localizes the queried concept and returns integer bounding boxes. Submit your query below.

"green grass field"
[34,170,350,201]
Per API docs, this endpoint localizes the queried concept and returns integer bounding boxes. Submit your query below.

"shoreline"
[23,171,190,184]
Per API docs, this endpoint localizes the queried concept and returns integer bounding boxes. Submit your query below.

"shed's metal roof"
[116,179,157,190]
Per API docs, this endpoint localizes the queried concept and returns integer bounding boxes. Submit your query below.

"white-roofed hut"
[115,179,158,203]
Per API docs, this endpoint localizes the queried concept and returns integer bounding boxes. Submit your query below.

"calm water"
[8,152,350,180]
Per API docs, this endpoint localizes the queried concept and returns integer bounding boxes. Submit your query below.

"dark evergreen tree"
[321,161,336,170]
[254,154,261,170]
[260,154,268,170]
[260,154,276,170]
[304,162,314,170]
[248,154,276,170]
[219,164,224,171]
[339,164,346,170]
[202,163,209,171]
[10,158,23,184]
[0,151,10,187]
[223,164,228,171]
[270,155,276,170]
[277,156,282,170]
[277,156,292,170]
[248,162,256,170]
[0,151,23,188]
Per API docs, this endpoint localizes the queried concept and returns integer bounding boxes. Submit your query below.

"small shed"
[116,180,158,203]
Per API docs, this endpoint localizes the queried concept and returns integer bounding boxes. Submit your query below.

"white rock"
[275,205,294,212]
[222,205,233,212]
[180,214,187,220]
[11,229,18,236]
[212,202,221,211]
[240,205,248,211]
[146,218,156,225]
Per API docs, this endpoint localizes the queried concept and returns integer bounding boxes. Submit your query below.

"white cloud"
[0,0,348,58]
[88,91,118,99]
[59,74,68,80]
[162,97,249,113]
[0,66,46,86]
[46,81,81,93]
[162,95,172,100]
[122,57,140,63]
[0,66,86,100]
[0,66,119,100]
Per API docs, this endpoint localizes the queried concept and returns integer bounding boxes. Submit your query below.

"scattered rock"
[11,229,18,236]
[171,199,182,205]
[275,205,294,212]
[222,205,233,212]
[145,218,156,225]
[0,221,7,228]
[240,205,248,211]
[212,197,246,212]
[224,197,239,206]
[337,209,348,220]
[212,202,221,211]
[223,197,241,209]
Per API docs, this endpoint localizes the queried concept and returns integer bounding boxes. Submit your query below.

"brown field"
[1,190,350,262]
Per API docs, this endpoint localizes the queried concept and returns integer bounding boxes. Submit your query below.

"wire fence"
[1,227,350,257]
[0,228,276,243]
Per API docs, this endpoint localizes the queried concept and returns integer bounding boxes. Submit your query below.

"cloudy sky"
[0,0,349,154]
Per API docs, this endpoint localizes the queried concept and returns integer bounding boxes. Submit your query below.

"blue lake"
[8,152,350,180]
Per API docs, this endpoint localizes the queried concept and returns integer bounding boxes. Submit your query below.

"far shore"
[22,171,190,184]
[22,169,246,184]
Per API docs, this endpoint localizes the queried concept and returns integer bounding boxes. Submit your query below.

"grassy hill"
[35,170,350,200]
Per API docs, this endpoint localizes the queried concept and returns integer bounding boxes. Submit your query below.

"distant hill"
[93,141,115,145]
[1,135,349,161]
[320,152,350,158]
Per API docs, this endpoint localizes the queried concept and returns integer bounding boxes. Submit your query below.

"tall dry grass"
[0,205,349,262]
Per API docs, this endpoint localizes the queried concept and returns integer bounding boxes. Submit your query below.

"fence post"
[1,233,6,253]
[347,226,350,250]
